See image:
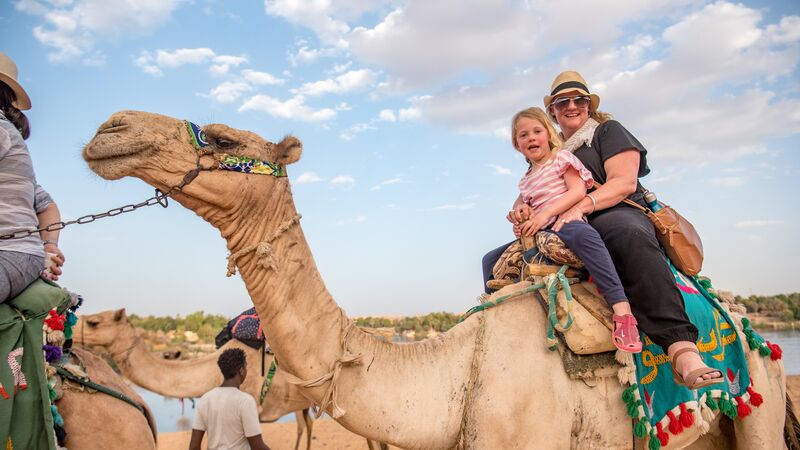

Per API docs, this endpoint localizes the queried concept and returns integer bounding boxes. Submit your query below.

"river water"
[141,329,800,433]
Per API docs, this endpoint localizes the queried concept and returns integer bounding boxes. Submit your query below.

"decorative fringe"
[719,393,738,419]
[50,405,64,427]
[747,387,764,406]
[44,309,65,332]
[667,410,683,434]
[679,403,694,428]
[46,330,65,346]
[656,422,669,446]
[63,312,78,340]
[706,395,719,411]
[735,396,752,417]
[634,417,648,438]
[43,345,62,363]
[767,341,783,360]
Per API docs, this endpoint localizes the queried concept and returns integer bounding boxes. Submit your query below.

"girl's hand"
[552,206,584,232]
[520,214,553,237]
[513,223,522,238]
[507,204,532,224]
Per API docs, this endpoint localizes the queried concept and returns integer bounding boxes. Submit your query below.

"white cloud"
[242,69,284,85]
[378,109,396,122]
[340,123,375,141]
[135,48,250,77]
[709,176,747,188]
[369,177,404,191]
[398,107,421,121]
[209,81,253,104]
[292,69,379,96]
[209,54,249,76]
[734,220,784,228]
[330,175,356,187]
[17,0,181,62]
[294,172,325,184]
[239,94,336,123]
[487,164,511,176]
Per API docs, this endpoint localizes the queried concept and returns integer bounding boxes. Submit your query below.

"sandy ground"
[158,418,399,450]
[158,375,800,450]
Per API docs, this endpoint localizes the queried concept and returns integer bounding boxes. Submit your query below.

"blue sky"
[3,0,799,318]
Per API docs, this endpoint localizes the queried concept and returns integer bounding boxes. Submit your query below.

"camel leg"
[304,408,313,450]
[366,439,376,450]
[294,410,306,450]
[732,349,788,449]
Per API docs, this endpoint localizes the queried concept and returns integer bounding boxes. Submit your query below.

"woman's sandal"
[612,314,643,353]
[670,347,724,390]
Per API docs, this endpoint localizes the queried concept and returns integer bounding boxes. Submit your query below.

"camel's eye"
[86,320,99,328]
[214,138,237,150]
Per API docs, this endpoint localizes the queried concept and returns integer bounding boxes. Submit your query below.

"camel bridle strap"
[184,120,287,177]
[108,333,142,368]
[54,364,145,415]
[225,214,302,277]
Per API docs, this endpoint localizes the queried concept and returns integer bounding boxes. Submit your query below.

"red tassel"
[736,396,752,417]
[667,410,683,434]
[44,309,66,331]
[768,342,783,360]
[656,423,670,446]
[679,403,694,428]
[747,387,764,407]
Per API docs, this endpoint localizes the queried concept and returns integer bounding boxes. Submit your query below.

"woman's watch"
[42,240,58,246]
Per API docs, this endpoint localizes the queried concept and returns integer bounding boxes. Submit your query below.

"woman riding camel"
[484,71,722,389]
[0,51,65,303]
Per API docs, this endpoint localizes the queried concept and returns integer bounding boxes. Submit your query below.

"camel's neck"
[217,181,345,381]
[109,325,222,398]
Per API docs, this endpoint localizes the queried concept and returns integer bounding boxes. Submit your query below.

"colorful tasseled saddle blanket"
[623,264,779,449]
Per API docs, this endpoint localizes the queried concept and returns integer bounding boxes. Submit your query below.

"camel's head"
[83,111,302,218]
[75,308,132,347]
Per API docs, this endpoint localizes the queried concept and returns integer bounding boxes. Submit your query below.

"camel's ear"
[275,135,302,165]
[114,308,126,321]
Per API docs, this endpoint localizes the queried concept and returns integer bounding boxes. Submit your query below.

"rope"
[259,360,278,405]
[285,313,363,419]
[53,365,145,415]
[544,265,575,351]
[461,265,577,351]
[226,214,302,276]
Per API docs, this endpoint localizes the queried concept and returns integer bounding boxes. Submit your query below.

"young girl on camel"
[506,107,641,353]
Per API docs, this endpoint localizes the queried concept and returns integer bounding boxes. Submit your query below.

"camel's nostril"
[97,116,130,135]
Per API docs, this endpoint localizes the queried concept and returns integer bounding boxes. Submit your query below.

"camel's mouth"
[83,116,151,162]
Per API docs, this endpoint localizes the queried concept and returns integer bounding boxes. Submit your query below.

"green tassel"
[648,430,661,450]
[622,385,637,404]
[634,418,648,438]
[720,394,738,419]
[741,317,751,328]
[758,345,771,357]
[48,385,57,402]
[706,396,719,410]
[627,399,642,418]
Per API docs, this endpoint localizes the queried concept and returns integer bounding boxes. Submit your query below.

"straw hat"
[0,52,31,110]
[543,70,598,112]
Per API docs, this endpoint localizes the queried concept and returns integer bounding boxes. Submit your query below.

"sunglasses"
[552,95,590,111]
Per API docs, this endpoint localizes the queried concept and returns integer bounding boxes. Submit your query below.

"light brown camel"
[74,308,315,450]
[82,110,793,449]
[57,347,157,449]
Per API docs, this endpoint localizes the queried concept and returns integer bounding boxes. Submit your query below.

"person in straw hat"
[0,51,65,303]
[482,70,722,390]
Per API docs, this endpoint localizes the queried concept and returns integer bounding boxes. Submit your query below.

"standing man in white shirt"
[189,348,271,450]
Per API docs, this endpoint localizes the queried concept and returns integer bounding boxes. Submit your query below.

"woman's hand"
[513,223,522,238]
[42,242,65,280]
[552,206,584,232]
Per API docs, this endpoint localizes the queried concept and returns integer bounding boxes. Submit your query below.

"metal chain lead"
[0,166,205,241]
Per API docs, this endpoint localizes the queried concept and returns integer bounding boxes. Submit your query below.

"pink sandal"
[612,314,643,353]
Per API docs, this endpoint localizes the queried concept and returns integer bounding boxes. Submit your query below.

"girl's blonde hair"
[511,107,562,155]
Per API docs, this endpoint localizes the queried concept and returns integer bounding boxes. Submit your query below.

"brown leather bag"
[593,182,704,276]
[621,197,704,275]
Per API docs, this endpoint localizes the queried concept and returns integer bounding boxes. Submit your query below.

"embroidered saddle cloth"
[215,307,265,350]
[628,264,753,445]
[0,278,70,450]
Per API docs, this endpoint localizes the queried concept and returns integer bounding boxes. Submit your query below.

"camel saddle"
[490,234,617,357]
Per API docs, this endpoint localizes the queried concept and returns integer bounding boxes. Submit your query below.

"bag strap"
[591,180,649,213]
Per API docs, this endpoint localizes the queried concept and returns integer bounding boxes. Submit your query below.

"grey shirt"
[0,110,52,256]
